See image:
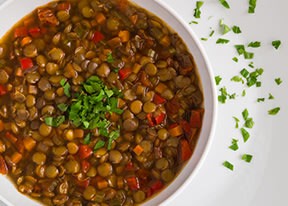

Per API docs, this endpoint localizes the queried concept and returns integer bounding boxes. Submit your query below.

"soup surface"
[0,0,204,205]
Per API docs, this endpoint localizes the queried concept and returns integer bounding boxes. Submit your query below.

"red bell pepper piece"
[81,160,91,173]
[118,68,132,80]
[28,27,41,38]
[14,27,28,38]
[125,162,134,171]
[179,139,192,162]
[150,180,164,192]
[57,2,71,10]
[125,176,140,190]
[153,94,166,105]
[154,113,165,125]
[0,155,8,175]
[190,109,203,128]
[180,120,191,135]
[147,113,155,127]
[92,31,104,43]
[5,132,17,143]
[20,58,34,70]
[78,145,93,159]
[75,178,90,188]
[0,85,7,96]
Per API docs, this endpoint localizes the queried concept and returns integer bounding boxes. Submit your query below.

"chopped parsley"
[275,78,282,85]
[223,161,234,171]
[60,79,71,97]
[216,38,230,44]
[189,20,198,24]
[231,76,244,83]
[57,103,68,112]
[242,89,246,97]
[232,57,238,62]
[242,154,253,163]
[219,0,230,9]
[229,139,239,151]
[245,118,254,128]
[106,53,114,63]
[248,0,257,13]
[240,68,263,87]
[272,40,281,49]
[257,98,265,102]
[248,41,261,48]
[215,75,222,85]
[220,20,231,35]
[268,93,274,100]
[233,116,240,128]
[209,30,215,37]
[218,87,236,103]
[235,45,254,59]
[194,1,204,18]
[83,133,91,145]
[44,115,65,127]
[201,37,208,41]
[241,128,250,142]
[94,140,105,151]
[242,108,249,120]
[232,26,242,34]
[268,107,280,115]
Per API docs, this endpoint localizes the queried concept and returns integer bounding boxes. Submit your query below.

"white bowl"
[0,0,217,205]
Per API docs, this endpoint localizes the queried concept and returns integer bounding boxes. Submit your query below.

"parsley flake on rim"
[241,128,250,142]
[215,75,222,85]
[248,41,261,48]
[229,139,239,151]
[232,26,242,34]
[223,161,234,171]
[194,1,204,19]
[275,78,282,85]
[216,38,230,44]
[272,40,281,49]
[219,0,230,9]
[268,107,280,115]
[248,0,257,13]
[242,154,253,163]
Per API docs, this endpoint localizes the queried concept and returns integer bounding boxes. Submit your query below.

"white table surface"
[1,0,288,206]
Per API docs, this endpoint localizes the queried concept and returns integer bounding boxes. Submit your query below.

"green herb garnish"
[219,0,230,9]
[241,128,250,142]
[257,98,265,102]
[242,89,246,97]
[268,107,280,115]
[57,103,68,112]
[209,30,215,37]
[268,93,274,100]
[44,115,65,127]
[231,76,244,83]
[245,118,254,128]
[232,26,242,34]
[235,45,254,59]
[232,57,238,62]
[106,53,114,63]
[189,20,198,24]
[223,161,234,171]
[242,154,253,163]
[233,116,240,128]
[216,38,230,44]
[248,41,261,48]
[248,0,257,13]
[215,76,222,85]
[194,1,204,18]
[242,108,249,120]
[84,133,91,145]
[201,37,208,41]
[272,40,281,49]
[94,140,106,151]
[275,78,282,85]
[229,139,239,151]
[60,79,71,97]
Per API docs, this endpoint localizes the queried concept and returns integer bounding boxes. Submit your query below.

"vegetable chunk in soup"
[0,0,204,205]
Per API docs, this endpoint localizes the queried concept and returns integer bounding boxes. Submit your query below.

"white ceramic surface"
[0,0,217,205]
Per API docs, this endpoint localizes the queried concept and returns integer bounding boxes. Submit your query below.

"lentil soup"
[0,0,204,205]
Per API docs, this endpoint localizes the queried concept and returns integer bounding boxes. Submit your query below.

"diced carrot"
[14,27,28,38]
[78,145,93,159]
[10,152,22,165]
[74,129,84,139]
[118,30,130,43]
[57,2,71,10]
[179,139,192,162]
[118,68,132,80]
[5,132,17,143]
[15,139,25,154]
[168,124,184,137]
[180,120,191,135]
[0,120,4,132]
[190,109,204,128]
[133,145,144,156]
[21,36,32,47]
[97,178,108,189]
[153,94,166,105]
[0,155,8,175]
[125,176,140,190]
[23,137,36,151]
[81,160,90,173]
[96,12,106,24]
[155,83,168,94]
[130,14,138,25]
[117,98,126,109]
[37,8,59,26]
[140,72,152,87]
[146,113,155,127]
[160,35,171,47]
[132,63,142,74]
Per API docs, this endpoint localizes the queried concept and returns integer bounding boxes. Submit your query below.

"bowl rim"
[0,0,218,205]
